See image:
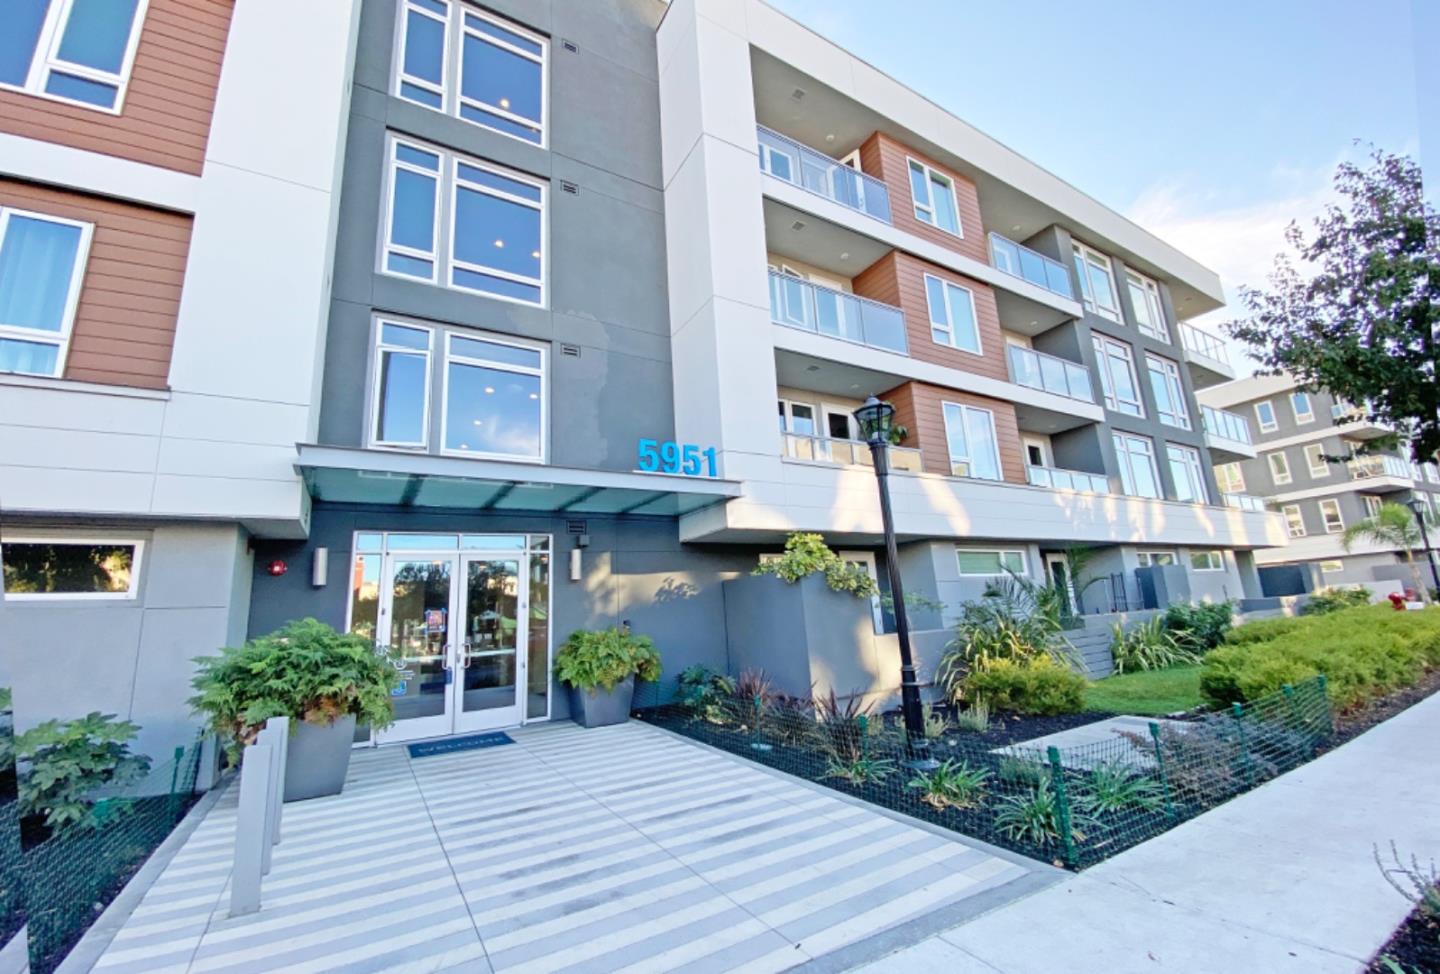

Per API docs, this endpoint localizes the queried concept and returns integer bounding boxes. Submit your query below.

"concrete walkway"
[854,691,1440,973]
[84,721,1048,973]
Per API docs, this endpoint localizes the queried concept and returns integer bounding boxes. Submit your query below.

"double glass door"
[373,548,547,744]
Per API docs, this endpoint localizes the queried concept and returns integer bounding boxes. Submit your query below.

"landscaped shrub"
[1161,601,1234,652]
[1201,605,1440,709]
[14,713,151,832]
[751,532,878,597]
[555,627,663,692]
[1223,614,1307,646]
[1109,617,1199,674]
[938,575,1073,701]
[676,665,736,723]
[963,656,1086,715]
[1300,586,1373,615]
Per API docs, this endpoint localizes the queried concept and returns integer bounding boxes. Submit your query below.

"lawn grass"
[1085,665,1204,715]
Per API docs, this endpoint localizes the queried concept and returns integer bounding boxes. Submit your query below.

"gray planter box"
[284,714,356,801]
[568,677,635,728]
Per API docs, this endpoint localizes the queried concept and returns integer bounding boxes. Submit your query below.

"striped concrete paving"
[88,720,1045,973]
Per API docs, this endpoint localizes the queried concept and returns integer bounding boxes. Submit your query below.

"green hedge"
[964,656,1087,715]
[1201,605,1440,709]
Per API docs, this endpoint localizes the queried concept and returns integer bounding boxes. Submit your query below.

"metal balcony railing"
[783,432,922,472]
[1180,322,1230,366]
[1026,464,1110,494]
[768,270,909,355]
[1349,454,1412,480]
[1223,493,1267,513]
[987,233,1074,299]
[1201,405,1252,444]
[756,125,892,223]
[1007,345,1094,403]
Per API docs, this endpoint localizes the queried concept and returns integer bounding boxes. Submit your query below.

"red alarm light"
[267,560,288,577]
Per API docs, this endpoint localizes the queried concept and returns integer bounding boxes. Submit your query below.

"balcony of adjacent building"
[1329,399,1393,441]
[1200,404,1257,461]
[1347,453,1415,492]
[1179,321,1236,387]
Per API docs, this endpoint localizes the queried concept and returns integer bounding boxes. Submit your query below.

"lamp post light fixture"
[1405,497,1440,600]
[853,395,934,767]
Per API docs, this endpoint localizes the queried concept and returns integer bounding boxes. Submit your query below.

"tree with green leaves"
[1340,501,1435,602]
[1227,148,1439,462]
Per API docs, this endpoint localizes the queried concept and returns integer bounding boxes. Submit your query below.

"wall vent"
[560,343,581,357]
[566,519,588,535]
[562,39,578,53]
[790,220,806,232]
[790,87,806,101]
[560,180,579,195]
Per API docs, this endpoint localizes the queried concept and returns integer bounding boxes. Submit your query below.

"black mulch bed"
[1369,903,1440,973]
[1328,667,1440,751]
[887,705,1115,748]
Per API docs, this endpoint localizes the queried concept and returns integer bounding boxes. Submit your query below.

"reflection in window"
[955,549,1026,575]
[1126,270,1169,341]
[1146,354,1189,429]
[373,322,432,446]
[443,333,544,460]
[1072,242,1120,320]
[0,208,92,377]
[1113,432,1160,499]
[1166,444,1209,504]
[908,159,961,235]
[1,0,146,110]
[349,553,381,643]
[1,539,141,598]
[1093,334,1143,416]
[942,402,1002,480]
[924,274,981,353]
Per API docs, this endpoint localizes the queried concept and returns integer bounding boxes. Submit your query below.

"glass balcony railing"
[1349,454,1412,480]
[1201,405,1252,445]
[768,270,908,355]
[1007,345,1094,403]
[987,233,1074,299]
[756,125,892,223]
[1026,464,1110,494]
[1223,493,1267,513]
[783,432,922,472]
[1180,322,1230,366]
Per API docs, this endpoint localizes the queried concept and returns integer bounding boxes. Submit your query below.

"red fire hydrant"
[1387,591,1407,611]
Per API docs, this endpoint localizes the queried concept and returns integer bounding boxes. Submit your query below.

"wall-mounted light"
[570,533,590,582]
[312,547,329,588]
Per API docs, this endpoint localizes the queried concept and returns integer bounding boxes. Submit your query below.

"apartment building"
[1198,374,1440,591]
[0,0,1289,750]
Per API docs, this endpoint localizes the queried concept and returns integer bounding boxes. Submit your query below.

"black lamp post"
[1405,497,1440,600]
[854,395,930,757]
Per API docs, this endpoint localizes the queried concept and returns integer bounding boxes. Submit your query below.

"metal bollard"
[264,716,290,844]
[254,726,283,875]
[229,742,274,917]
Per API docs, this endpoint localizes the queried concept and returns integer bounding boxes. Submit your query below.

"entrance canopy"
[295,445,742,516]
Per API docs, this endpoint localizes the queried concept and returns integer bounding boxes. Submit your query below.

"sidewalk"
[853,691,1440,974]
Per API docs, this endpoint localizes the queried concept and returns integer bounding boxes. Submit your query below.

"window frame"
[1189,550,1224,572]
[0,206,94,379]
[1072,241,1121,321]
[1290,391,1315,425]
[1319,498,1345,534]
[1318,559,1344,575]
[955,548,1027,577]
[1362,495,1382,519]
[1267,450,1292,486]
[1254,400,1278,433]
[392,0,549,148]
[940,401,1003,481]
[1136,550,1178,568]
[1112,431,1162,499]
[923,273,982,355]
[0,0,150,114]
[1125,269,1169,342]
[367,319,435,451]
[1281,504,1307,538]
[438,328,548,463]
[1145,353,1190,429]
[1166,443,1209,504]
[1216,462,1246,494]
[1304,443,1330,479]
[1092,334,1144,416]
[0,536,145,601]
[905,157,963,237]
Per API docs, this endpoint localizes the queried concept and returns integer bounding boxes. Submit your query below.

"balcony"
[768,270,908,355]
[988,233,1074,300]
[1223,493,1268,513]
[1007,345,1094,404]
[756,125,891,223]
[783,432,923,472]
[1026,464,1110,494]
[1201,405,1256,461]
[1348,454,1413,491]
[1179,322,1236,387]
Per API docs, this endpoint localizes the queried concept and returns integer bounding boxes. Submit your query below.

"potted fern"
[554,627,662,728]
[190,618,399,800]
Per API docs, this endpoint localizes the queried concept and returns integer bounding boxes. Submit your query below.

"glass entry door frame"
[451,551,526,735]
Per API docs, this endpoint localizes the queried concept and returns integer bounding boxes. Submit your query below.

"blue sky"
[766,0,1424,365]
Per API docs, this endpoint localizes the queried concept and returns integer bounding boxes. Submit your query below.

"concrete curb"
[54,776,233,974]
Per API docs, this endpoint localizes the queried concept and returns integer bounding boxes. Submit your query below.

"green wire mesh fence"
[22,738,204,974]
[636,676,1333,869]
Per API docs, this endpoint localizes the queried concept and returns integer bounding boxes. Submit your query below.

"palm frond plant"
[1342,502,1433,602]
[1109,617,1200,674]
[937,572,1075,703]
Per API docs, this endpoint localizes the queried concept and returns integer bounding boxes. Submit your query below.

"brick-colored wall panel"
[859,132,988,264]
[881,380,1025,484]
[0,0,234,175]
[0,179,192,389]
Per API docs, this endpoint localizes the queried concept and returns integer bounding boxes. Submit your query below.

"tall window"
[923,274,981,353]
[1112,432,1161,499]
[382,135,546,306]
[907,159,961,236]
[1267,450,1292,486]
[443,332,545,460]
[394,0,547,146]
[371,321,433,448]
[1362,495,1382,518]
[1167,444,1209,504]
[942,402,1002,480]
[1281,504,1306,538]
[1072,242,1121,321]
[0,0,148,111]
[1092,334,1144,416]
[1126,270,1169,341]
[1216,462,1245,494]
[1290,391,1315,424]
[1145,354,1190,429]
[0,207,93,378]
[1304,443,1330,478]
[1254,400,1278,433]
[1319,498,1344,533]
[1,537,143,600]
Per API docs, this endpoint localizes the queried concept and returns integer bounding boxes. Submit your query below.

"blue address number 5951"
[638,439,718,477]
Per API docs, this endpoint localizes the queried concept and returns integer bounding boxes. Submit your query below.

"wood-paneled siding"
[852,251,1009,382]
[858,133,988,264]
[0,0,234,175]
[1,179,192,389]
[883,381,1025,484]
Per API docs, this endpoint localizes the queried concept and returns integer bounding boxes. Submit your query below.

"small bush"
[1110,617,1200,674]
[676,665,735,723]
[953,696,991,733]
[1300,586,1373,615]
[907,759,989,810]
[938,575,1073,702]
[16,713,150,832]
[751,532,877,598]
[555,627,662,692]
[1162,601,1234,652]
[1223,615,1307,646]
[1080,759,1165,814]
[965,656,1086,715]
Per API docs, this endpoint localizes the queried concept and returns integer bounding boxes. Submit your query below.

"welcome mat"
[408,731,515,759]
